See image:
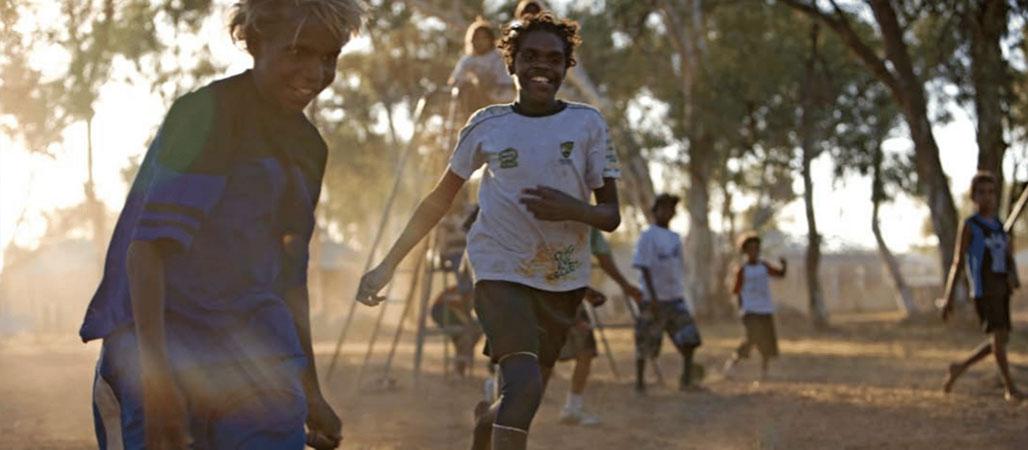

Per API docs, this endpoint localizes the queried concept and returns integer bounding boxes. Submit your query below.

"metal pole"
[583,301,620,381]
[379,251,426,383]
[327,95,431,378]
[412,233,438,388]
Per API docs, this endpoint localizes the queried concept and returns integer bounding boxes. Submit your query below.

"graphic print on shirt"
[985,232,1007,273]
[516,236,585,285]
[560,141,574,165]
[499,147,519,169]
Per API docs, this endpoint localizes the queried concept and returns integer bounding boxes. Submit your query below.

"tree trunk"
[871,146,917,317]
[799,23,828,327]
[968,0,1010,187]
[85,117,106,280]
[685,136,714,315]
[782,0,959,286]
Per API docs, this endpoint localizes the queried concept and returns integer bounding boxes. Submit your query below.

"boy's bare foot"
[1004,388,1024,404]
[942,363,962,393]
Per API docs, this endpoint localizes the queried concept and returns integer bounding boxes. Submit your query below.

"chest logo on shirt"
[559,141,574,165]
[499,147,519,169]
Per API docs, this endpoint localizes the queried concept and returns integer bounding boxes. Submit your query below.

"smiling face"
[251,15,347,113]
[512,30,566,111]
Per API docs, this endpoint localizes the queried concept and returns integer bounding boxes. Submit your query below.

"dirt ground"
[2,312,1028,450]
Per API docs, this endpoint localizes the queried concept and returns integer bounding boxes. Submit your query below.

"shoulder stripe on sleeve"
[142,202,206,223]
[454,106,516,150]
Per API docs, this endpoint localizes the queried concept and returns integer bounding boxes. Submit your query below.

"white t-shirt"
[449,103,621,292]
[450,51,513,104]
[632,226,685,302]
[740,263,775,314]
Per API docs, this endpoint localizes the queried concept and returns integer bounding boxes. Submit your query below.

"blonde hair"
[230,0,367,53]
[515,0,546,19]
[464,16,496,55]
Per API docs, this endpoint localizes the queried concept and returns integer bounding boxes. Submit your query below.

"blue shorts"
[92,329,308,450]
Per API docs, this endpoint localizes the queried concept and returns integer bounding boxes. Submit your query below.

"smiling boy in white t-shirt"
[356,12,621,450]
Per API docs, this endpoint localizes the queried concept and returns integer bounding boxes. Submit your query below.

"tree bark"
[871,146,917,317]
[781,0,959,287]
[685,136,714,314]
[968,0,1010,186]
[799,23,828,327]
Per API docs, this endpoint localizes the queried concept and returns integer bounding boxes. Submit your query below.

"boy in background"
[632,194,703,393]
[941,171,1022,402]
[722,233,786,380]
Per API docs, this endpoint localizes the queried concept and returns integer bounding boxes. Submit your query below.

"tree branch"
[779,0,904,107]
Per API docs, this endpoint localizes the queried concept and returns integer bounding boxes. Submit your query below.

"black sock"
[636,359,646,387]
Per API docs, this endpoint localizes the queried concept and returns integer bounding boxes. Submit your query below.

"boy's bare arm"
[941,222,972,320]
[639,266,660,306]
[765,258,788,278]
[357,169,466,304]
[596,252,643,301]
[520,178,621,232]
[283,282,341,445]
[126,240,191,449]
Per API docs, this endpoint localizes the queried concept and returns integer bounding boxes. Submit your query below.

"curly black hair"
[498,12,582,74]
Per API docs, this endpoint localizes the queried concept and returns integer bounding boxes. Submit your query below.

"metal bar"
[379,252,426,382]
[584,300,620,381]
[327,95,431,378]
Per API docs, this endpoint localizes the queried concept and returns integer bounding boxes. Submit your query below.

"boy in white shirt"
[632,194,703,393]
[356,12,621,450]
[722,233,787,380]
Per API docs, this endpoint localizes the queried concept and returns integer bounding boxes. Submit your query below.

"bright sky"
[0,1,1013,270]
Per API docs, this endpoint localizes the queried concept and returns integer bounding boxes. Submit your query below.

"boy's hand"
[585,287,607,307]
[520,186,584,222]
[356,264,393,306]
[306,394,342,449]
[622,284,644,302]
[142,375,192,450]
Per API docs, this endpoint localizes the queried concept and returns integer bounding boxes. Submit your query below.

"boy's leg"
[943,340,992,393]
[570,352,593,397]
[679,345,696,390]
[472,281,581,450]
[664,300,703,390]
[635,358,647,393]
[991,330,1022,400]
[633,304,661,393]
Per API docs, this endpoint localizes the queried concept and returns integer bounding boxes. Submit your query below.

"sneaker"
[559,406,601,426]
[559,405,581,425]
[578,410,601,426]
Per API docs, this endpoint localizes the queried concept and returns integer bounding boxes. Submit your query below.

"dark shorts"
[558,306,598,361]
[735,313,779,359]
[974,295,1012,333]
[475,280,586,368]
[634,299,702,360]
